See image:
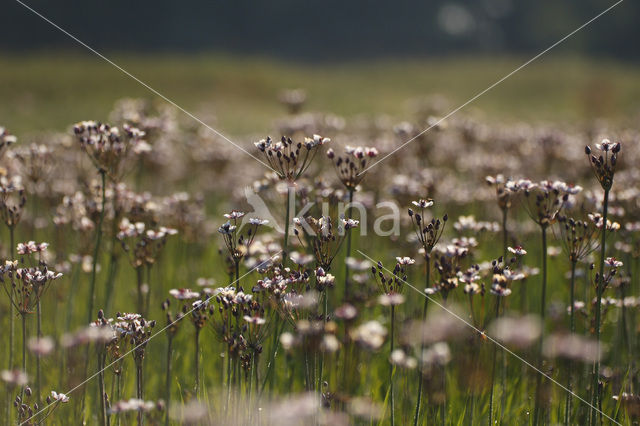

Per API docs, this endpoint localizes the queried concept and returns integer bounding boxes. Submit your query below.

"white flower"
[50,391,70,403]
[605,257,623,268]
[169,288,200,300]
[508,246,527,256]
[412,199,434,208]
[395,256,415,265]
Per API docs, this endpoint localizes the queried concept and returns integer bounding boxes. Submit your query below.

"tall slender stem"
[591,188,609,425]
[390,304,396,426]
[36,300,42,407]
[413,256,431,426]
[489,297,501,426]
[82,170,106,421]
[20,313,26,401]
[283,184,293,266]
[500,208,508,420]
[136,359,144,425]
[533,225,548,426]
[565,260,577,425]
[502,208,508,263]
[87,170,106,325]
[98,348,107,426]
[165,336,173,426]
[194,328,201,398]
[136,267,144,315]
[344,189,354,300]
[6,226,15,425]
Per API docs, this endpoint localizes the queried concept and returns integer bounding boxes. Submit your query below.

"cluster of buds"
[253,265,310,299]
[326,145,379,190]
[294,215,359,269]
[117,218,177,268]
[488,258,526,297]
[14,388,69,426]
[556,214,609,263]
[254,134,330,181]
[218,211,268,263]
[585,139,620,191]
[506,179,581,228]
[315,267,336,292]
[0,175,26,229]
[0,245,63,315]
[594,257,623,293]
[433,244,469,299]
[408,199,447,257]
[113,312,156,363]
[485,174,512,211]
[73,121,146,180]
[459,265,483,296]
[371,258,414,306]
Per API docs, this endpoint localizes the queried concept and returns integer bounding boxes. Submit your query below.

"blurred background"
[1,0,639,134]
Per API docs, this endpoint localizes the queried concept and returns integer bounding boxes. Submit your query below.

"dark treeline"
[2,0,637,60]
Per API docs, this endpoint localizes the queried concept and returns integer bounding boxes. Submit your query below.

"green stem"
[21,313,26,387]
[500,208,508,420]
[413,256,431,426]
[82,170,106,421]
[144,263,151,318]
[194,328,200,398]
[136,359,144,426]
[591,188,609,425]
[87,170,106,324]
[344,189,354,300]
[6,226,15,425]
[98,348,107,426]
[565,260,577,426]
[533,225,548,426]
[390,304,396,426]
[36,300,42,407]
[165,336,172,426]
[283,184,293,267]
[136,266,144,315]
[489,297,501,426]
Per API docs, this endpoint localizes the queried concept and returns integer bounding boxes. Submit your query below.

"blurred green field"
[1,53,640,136]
